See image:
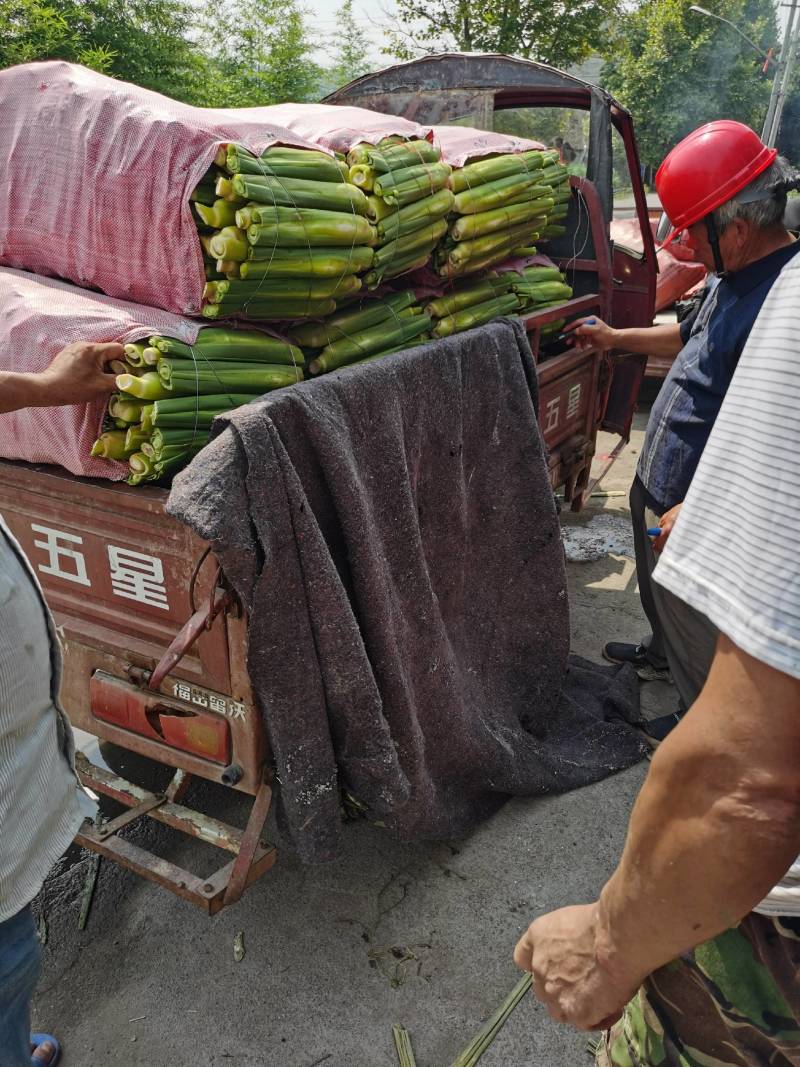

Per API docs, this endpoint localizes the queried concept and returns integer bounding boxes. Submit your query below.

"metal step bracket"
[74,751,276,914]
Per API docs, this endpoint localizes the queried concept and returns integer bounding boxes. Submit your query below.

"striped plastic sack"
[0,267,202,479]
[253,102,432,154]
[0,61,321,315]
[431,125,545,167]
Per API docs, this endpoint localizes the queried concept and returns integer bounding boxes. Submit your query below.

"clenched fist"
[513,903,641,1031]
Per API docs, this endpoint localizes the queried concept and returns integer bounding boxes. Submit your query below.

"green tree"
[199,0,322,106]
[327,0,371,89]
[601,0,778,169]
[384,0,620,69]
[0,0,211,103]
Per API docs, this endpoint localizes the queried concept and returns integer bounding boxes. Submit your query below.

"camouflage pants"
[596,913,800,1066]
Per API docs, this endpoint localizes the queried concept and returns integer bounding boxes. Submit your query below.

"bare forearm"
[0,371,49,413]
[610,324,684,358]
[0,342,122,413]
[598,639,800,981]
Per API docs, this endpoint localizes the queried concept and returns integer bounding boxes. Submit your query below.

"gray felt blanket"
[168,318,644,862]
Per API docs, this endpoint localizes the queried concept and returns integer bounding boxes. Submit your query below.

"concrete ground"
[33,402,677,1067]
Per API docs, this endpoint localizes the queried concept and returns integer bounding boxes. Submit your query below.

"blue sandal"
[30,1033,62,1066]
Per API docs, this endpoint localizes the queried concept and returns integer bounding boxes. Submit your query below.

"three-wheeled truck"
[0,54,657,912]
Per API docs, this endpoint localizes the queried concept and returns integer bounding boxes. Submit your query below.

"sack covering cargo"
[0,61,327,316]
[432,124,545,167]
[251,101,431,156]
[0,267,311,483]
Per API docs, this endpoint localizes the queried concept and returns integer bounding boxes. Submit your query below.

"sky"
[309,0,401,69]
[310,0,794,75]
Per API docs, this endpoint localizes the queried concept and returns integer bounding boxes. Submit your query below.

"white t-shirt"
[654,254,800,917]
[0,517,86,921]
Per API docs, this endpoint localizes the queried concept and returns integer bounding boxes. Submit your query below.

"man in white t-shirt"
[514,255,800,1063]
[0,342,120,1066]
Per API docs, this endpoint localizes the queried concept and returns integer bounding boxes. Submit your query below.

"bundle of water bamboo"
[91,327,304,484]
[192,145,376,320]
[288,291,432,374]
[421,264,571,338]
[433,150,571,279]
[346,139,455,288]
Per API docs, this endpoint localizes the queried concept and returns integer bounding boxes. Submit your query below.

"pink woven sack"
[0,267,204,479]
[0,61,323,315]
[255,102,432,153]
[431,125,545,167]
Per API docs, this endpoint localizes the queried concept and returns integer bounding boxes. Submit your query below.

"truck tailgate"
[0,459,263,793]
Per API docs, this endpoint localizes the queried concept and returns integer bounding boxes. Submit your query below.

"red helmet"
[655,120,777,246]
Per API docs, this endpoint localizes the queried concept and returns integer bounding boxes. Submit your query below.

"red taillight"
[90,672,231,764]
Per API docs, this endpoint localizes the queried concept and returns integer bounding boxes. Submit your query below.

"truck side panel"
[0,460,265,794]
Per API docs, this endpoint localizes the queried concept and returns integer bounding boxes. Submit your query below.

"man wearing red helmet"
[568,120,799,744]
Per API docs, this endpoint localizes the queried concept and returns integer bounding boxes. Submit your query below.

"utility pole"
[762,0,799,147]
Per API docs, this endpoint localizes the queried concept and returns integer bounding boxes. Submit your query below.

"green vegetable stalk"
[453,177,551,216]
[203,276,361,305]
[123,342,147,367]
[450,150,545,194]
[309,312,432,374]
[232,175,368,215]
[348,336,430,366]
[376,189,455,241]
[209,226,249,262]
[214,176,245,203]
[201,297,337,320]
[193,199,239,229]
[108,394,147,423]
[438,243,531,280]
[348,164,376,190]
[289,291,417,348]
[425,275,514,319]
[90,431,134,460]
[165,365,304,396]
[240,246,374,278]
[116,372,170,401]
[514,282,573,305]
[538,163,570,186]
[512,266,565,285]
[128,452,154,484]
[364,247,433,288]
[373,162,451,196]
[157,358,290,385]
[247,210,375,248]
[151,330,304,367]
[365,195,396,223]
[372,218,448,269]
[141,393,256,431]
[448,224,543,267]
[381,169,451,208]
[370,140,440,172]
[451,199,554,241]
[225,145,346,183]
[124,427,150,452]
[541,318,566,338]
[433,293,521,338]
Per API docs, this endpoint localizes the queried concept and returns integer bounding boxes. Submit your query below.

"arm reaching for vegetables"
[564,317,684,358]
[0,341,121,413]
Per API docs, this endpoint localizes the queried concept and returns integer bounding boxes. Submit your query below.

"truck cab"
[326,53,658,507]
